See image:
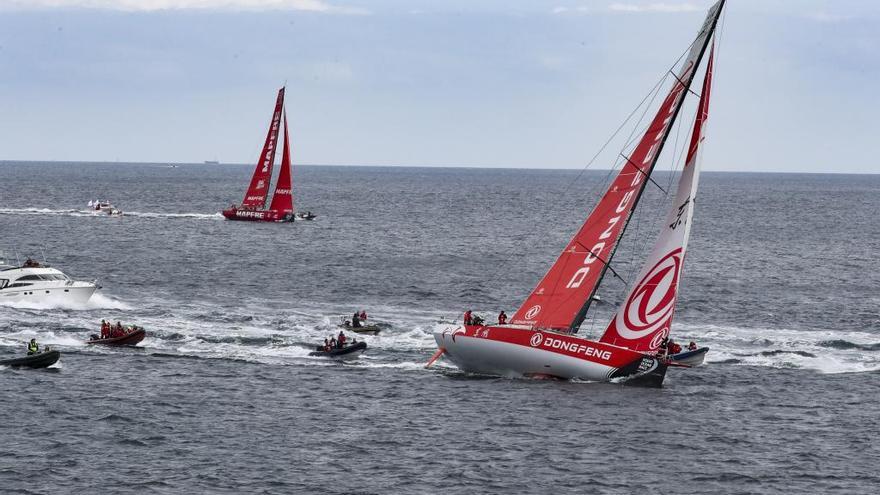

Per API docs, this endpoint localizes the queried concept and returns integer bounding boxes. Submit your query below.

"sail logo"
[524,305,542,320]
[530,333,544,347]
[650,327,670,350]
[616,248,682,341]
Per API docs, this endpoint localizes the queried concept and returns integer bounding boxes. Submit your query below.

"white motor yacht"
[88,200,123,216]
[0,260,98,305]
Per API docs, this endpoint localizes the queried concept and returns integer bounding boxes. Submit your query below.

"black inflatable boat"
[309,341,367,359]
[0,350,61,369]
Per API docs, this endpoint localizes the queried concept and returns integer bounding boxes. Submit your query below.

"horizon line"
[0,159,877,176]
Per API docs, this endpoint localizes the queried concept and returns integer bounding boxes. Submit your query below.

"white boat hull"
[0,284,96,305]
[669,347,708,367]
[433,325,667,385]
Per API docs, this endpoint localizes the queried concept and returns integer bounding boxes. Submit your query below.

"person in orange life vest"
[337,331,347,348]
[100,320,110,339]
[359,310,367,321]
[463,310,472,325]
[329,337,337,349]
[498,311,507,325]
[669,341,682,355]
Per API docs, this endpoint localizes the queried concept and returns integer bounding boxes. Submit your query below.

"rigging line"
[569,243,629,285]
[669,69,702,99]
[555,68,671,212]
[618,154,668,195]
[447,20,709,325]
[614,35,703,157]
[551,31,701,223]
[559,30,700,206]
[459,65,674,320]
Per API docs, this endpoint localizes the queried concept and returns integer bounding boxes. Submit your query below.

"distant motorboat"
[0,258,98,305]
[204,160,220,165]
[88,200,123,216]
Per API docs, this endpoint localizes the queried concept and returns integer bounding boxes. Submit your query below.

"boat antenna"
[40,246,48,265]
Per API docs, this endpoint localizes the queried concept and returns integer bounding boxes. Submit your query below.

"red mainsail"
[241,87,285,209]
[509,0,724,331]
[268,111,294,213]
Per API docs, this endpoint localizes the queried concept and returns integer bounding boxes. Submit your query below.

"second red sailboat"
[223,87,306,223]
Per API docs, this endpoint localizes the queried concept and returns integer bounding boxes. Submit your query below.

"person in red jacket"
[463,310,472,325]
[498,311,508,325]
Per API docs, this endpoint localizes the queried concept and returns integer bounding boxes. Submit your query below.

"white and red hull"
[434,324,666,386]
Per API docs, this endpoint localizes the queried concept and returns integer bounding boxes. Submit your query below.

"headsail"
[268,111,294,213]
[599,46,715,352]
[510,0,724,331]
[241,87,285,209]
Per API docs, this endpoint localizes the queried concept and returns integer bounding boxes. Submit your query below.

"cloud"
[551,6,591,15]
[0,0,370,15]
[804,11,853,23]
[608,2,701,13]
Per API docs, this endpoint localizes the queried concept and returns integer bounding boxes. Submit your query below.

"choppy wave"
[0,207,222,220]
[677,323,880,374]
[2,290,878,375]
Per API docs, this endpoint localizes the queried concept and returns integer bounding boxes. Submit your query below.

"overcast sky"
[0,1,877,173]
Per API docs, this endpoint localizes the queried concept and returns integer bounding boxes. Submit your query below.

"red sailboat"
[222,87,297,222]
[430,0,725,386]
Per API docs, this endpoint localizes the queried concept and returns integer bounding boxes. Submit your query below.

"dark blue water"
[1,162,878,493]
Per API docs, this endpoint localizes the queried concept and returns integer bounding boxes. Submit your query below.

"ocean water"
[0,162,878,494]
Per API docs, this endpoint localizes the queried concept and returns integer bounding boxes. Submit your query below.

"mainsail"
[509,0,724,331]
[600,47,715,352]
[241,87,285,209]
[268,111,294,213]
